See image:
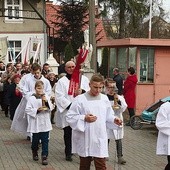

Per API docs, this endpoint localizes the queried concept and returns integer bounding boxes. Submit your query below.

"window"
[109,48,116,76]
[128,47,137,68]
[139,48,154,83]
[118,48,127,73]
[5,0,23,21]
[109,47,137,79]
[8,41,22,63]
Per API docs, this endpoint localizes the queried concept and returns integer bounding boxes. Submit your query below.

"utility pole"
[89,0,97,72]
[149,0,152,39]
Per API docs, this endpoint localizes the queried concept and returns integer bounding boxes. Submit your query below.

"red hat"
[13,74,21,80]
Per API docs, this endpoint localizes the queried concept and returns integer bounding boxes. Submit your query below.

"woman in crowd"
[123,67,138,126]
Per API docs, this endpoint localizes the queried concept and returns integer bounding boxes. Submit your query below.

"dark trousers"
[79,156,106,170]
[0,91,4,110]
[31,131,49,157]
[4,104,9,116]
[128,108,135,118]
[63,126,72,157]
[115,139,123,158]
[108,139,123,158]
[167,155,170,163]
[51,107,56,123]
[165,156,170,170]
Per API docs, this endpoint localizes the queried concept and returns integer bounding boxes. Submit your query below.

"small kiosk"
[97,38,170,114]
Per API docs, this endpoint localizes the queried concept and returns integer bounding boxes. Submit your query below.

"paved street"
[0,111,166,170]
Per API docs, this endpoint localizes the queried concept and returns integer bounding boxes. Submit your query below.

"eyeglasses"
[67,66,75,68]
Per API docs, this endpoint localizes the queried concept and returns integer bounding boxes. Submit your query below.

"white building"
[0,0,49,64]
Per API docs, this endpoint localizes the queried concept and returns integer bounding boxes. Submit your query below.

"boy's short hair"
[6,63,12,68]
[35,80,44,88]
[90,73,104,83]
[105,78,116,87]
[31,63,41,71]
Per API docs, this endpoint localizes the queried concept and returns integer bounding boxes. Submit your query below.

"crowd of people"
[0,59,141,169]
[1,59,169,170]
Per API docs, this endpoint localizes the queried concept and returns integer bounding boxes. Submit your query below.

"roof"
[97,38,170,48]
[46,2,59,35]
[45,1,107,42]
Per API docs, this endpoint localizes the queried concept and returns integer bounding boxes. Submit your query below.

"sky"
[163,0,170,10]
[52,0,170,22]
[52,0,170,6]
[160,0,170,22]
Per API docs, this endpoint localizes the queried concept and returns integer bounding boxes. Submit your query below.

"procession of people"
[2,44,169,170]
[0,55,132,168]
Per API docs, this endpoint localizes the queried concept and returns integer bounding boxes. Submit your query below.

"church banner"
[30,37,42,63]
[0,37,8,61]
[68,48,88,96]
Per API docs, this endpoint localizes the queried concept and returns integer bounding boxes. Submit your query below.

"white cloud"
[163,0,170,10]
[162,0,170,22]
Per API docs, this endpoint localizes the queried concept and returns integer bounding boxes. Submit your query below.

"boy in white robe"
[105,78,127,164]
[66,74,122,170]
[25,80,53,165]
[11,63,52,138]
[156,101,170,170]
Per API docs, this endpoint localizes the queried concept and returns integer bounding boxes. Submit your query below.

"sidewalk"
[0,111,166,170]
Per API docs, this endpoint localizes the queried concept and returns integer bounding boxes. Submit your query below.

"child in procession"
[25,80,53,165]
[66,74,122,170]
[105,78,127,164]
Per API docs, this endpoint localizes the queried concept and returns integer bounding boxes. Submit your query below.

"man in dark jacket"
[6,74,22,120]
[113,68,123,95]
[58,60,66,75]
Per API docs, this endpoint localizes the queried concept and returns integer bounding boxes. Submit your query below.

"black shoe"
[33,154,39,161]
[33,155,39,161]
[42,156,48,165]
[32,150,39,161]
[27,136,31,141]
[66,156,73,161]
[51,120,55,124]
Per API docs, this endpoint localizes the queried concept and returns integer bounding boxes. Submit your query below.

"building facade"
[97,38,170,114]
[0,0,48,64]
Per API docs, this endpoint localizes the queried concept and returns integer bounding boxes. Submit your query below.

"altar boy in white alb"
[105,78,127,164]
[156,101,170,170]
[25,80,53,166]
[11,63,51,138]
[66,74,122,170]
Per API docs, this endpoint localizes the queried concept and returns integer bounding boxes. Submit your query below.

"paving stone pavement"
[0,111,166,170]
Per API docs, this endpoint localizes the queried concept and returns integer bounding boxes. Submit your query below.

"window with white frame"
[8,41,22,63]
[139,48,154,83]
[5,0,23,21]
